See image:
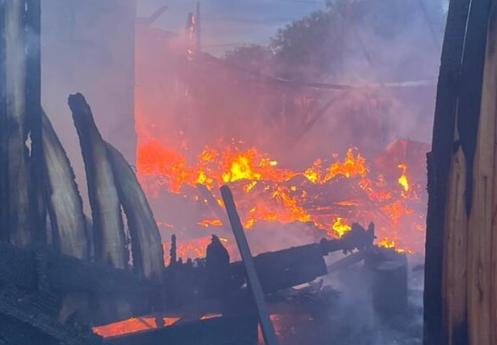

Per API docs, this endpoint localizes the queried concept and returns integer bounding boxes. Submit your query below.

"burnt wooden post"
[424,0,495,344]
[221,185,279,345]
[0,0,43,246]
[423,0,470,343]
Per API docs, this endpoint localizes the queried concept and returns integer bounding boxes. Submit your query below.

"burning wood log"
[68,93,127,270]
[106,143,164,279]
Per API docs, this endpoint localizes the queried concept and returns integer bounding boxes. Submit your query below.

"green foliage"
[270,10,341,74]
[224,0,445,79]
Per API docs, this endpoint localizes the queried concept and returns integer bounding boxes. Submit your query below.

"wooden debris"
[68,93,127,270]
[221,185,279,345]
[69,93,135,324]
[106,143,164,280]
[42,110,89,259]
[42,110,92,324]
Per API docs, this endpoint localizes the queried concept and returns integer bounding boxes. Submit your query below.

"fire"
[93,317,180,337]
[398,164,409,192]
[138,139,427,254]
[163,236,232,264]
[324,148,367,181]
[198,218,223,227]
[378,238,396,248]
[332,217,352,237]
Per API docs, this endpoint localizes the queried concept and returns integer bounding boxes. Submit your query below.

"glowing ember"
[93,317,180,337]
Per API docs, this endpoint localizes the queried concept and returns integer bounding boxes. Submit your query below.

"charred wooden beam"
[68,93,127,270]
[423,0,471,343]
[0,0,43,246]
[42,110,89,259]
[42,110,92,324]
[25,0,44,245]
[230,243,327,293]
[426,0,495,344]
[221,185,279,345]
[106,143,164,280]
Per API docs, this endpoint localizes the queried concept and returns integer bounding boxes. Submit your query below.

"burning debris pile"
[0,1,434,345]
[134,23,431,262]
[137,137,429,259]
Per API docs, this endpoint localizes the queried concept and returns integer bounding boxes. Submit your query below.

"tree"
[224,0,446,81]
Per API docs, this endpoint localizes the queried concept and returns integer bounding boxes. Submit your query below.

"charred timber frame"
[221,185,279,345]
[423,0,471,342]
[424,0,496,344]
[0,0,43,246]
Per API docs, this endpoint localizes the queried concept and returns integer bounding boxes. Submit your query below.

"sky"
[137,0,326,55]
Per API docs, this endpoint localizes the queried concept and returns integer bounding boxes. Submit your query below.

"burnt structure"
[0,1,420,345]
[424,0,497,345]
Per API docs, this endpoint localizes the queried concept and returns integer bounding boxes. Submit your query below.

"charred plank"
[106,143,164,279]
[221,185,279,345]
[42,110,89,259]
[68,93,127,269]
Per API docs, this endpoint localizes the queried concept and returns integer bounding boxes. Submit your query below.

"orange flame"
[398,164,409,192]
[138,139,427,254]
